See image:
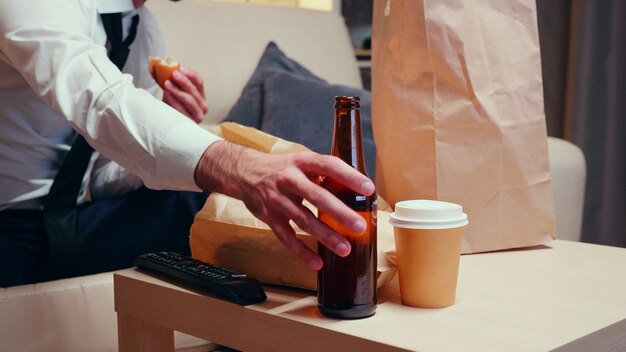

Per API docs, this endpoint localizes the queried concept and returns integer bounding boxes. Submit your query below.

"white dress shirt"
[0,0,221,210]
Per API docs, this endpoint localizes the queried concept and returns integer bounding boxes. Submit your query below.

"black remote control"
[134,252,267,305]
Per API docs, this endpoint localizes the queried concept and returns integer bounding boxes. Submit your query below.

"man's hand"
[194,141,376,270]
[162,66,209,123]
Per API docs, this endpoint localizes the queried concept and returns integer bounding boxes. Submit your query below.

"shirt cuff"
[156,122,223,192]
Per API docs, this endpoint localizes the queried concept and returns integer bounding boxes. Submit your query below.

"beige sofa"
[0,0,586,351]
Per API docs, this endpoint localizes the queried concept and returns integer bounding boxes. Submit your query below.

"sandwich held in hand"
[149,56,180,88]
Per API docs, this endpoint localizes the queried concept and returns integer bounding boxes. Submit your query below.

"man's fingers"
[295,153,375,196]
[163,80,204,122]
[178,67,206,98]
[269,220,322,270]
[277,197,352,258]
[172,68,208,112]
[276,164,367,236]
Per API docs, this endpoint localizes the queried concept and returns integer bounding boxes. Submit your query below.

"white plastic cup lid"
[389,200,468,229]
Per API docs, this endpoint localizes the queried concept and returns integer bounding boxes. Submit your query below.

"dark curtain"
[537,0,625,247]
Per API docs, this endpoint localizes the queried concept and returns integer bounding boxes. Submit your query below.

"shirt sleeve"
[89,154,144,201]
[0,0,221,192]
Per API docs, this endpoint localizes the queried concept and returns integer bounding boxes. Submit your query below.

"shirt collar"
[96,0,135,14]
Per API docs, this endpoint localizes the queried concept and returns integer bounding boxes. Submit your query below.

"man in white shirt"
[0,0,375,287]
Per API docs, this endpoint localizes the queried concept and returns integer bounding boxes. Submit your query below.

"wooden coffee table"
[114,240,626,351]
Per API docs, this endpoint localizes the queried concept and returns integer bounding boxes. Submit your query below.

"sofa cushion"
[260,69,376,180]
[223,42,323,129]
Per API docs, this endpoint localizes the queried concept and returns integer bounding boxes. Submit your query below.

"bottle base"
[318,303,376,320]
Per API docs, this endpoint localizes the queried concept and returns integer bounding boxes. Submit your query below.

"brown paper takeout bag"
[371,0,556,253]
[190,122,397,290]
[190,194,397,290]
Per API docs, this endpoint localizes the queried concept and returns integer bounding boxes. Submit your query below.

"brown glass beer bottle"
[317,96,377,319]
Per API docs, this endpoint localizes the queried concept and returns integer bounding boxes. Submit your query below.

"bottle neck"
[331,107,367,175]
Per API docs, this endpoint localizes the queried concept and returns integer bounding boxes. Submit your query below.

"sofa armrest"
[547,137,586,242]
[0,271,216,351]
[0,272,118,351]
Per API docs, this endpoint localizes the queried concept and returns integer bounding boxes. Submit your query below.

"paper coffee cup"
[390,200,468,308]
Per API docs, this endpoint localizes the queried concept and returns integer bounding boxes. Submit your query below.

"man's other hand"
[162,66,209,123]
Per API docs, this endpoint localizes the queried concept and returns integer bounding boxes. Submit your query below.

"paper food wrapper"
[371,0,556,253]
[206,121,309,154]
[190,194,397,291]
[192,122,396,290]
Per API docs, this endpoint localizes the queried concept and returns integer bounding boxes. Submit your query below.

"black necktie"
[43,13,140,277]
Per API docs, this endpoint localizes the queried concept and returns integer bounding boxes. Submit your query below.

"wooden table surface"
[114,239,626,351]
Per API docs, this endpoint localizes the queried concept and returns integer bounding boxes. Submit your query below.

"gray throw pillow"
[260,69,376,180]
[223,42,322,129]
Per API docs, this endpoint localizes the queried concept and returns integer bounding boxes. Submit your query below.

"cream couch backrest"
[146,0,363,126]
